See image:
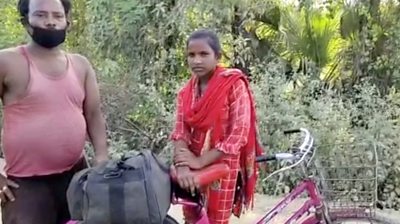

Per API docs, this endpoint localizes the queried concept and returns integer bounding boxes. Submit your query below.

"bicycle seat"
[170,163,230,187]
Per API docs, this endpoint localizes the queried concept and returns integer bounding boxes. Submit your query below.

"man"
[0,0,109,223]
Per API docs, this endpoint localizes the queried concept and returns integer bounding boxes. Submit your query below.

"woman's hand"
[174,148,204,170]
[175,166,199,195]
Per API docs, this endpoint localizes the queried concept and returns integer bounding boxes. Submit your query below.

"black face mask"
[29,26,66,49]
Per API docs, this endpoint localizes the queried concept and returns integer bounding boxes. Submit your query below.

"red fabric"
[171,66,263,222]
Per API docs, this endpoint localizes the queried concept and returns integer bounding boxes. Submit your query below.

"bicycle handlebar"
[283,129,301,134]
[257,128,315,181]
[255,153,297,163]
[255,155,276,162]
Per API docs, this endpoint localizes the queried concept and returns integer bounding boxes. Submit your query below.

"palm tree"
[259,2,347,87]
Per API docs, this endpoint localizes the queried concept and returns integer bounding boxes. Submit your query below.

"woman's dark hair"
[17,0,72,24]
[186,29,221,55]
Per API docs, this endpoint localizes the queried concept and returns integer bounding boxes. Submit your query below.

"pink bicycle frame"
[256,178,323,224]
[170,178,323,224]
[171,192,210,224]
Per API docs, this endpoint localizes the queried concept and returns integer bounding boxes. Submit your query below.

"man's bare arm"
[0,50,10,98]
[80,55,109,164]
[0,50,19,202]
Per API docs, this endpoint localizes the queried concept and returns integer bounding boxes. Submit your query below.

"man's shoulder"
[0,47,25,73]
[68,53,92,67]
[67,53,95,78]
[0,47,23,62]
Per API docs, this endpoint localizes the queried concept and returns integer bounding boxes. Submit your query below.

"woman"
[170,29,262,224]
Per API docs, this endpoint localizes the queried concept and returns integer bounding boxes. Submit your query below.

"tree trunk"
[231,5,252,76]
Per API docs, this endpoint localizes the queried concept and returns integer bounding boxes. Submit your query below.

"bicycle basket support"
[313,142,379,220]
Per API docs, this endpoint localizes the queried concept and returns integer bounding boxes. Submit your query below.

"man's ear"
[66,20,72,31]
[20,17,33,35]
[20,16,28,27]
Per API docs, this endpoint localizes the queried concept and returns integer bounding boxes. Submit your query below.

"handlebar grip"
[283,129,301,134]
[255,155,276,163]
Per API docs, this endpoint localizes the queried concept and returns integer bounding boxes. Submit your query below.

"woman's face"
[186,39,219,78]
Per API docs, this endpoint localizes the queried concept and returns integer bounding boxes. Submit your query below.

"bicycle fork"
[256,179,327,224]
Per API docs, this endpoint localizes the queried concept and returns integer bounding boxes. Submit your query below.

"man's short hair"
[17,0,72,24]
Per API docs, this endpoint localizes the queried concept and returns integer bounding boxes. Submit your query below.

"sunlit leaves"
[0,0,26,48]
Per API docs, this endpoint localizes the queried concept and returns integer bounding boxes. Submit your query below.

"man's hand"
[174,148,204,170]
[176,166,198,195]
[94,153,109,165]
[0,174,19,203]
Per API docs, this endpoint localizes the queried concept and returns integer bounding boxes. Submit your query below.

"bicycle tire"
[163,215,180,224]
[329,210,400,224]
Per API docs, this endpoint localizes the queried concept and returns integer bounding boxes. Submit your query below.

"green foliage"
[252,61,400,204]
[0,0,26,48]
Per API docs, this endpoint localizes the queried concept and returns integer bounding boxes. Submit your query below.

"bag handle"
[141,150,153,170]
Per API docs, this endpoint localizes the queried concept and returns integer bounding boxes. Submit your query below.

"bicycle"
[67,128,399,224]
[167,128,399,224]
